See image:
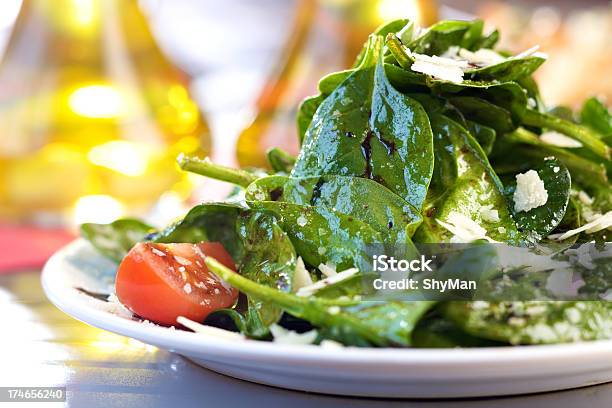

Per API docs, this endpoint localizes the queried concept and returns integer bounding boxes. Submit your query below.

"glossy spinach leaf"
[523,109,610,160]
[497,128,608,189]
[266,147,296,174]
[466,120,496,155]
[292,34,434,211]
[153,202,298,327]
[297,94,326,144]
[151,203,244,259]
[408,20,473,55]
[245,174,422,238]
[580,97,612,141]
[297,20,416,144]
[505,158,571,241]
[237,210,297,325]
[473,28,499,50]
[206,257,435,347]
[80,219,154,263]
[414,114,522,244]
[464,55,546,82]
[448,96,515,134]
[442,301,612,345]
[248,200,382,271]
[460,19,484,50]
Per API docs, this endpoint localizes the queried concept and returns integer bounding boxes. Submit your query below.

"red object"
[116,242,238,326]
[0,226,75,273]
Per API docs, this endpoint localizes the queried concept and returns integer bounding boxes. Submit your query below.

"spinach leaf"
[206,257,434,347]
[580,97,612,141]
[448,96,515,133]
[292,34,434,211]
[205,306,270,339]
[245,174,422,238]
[498,128,608,189]
[237,210,297,325]
[153,202,297,327]
[408,20,473,55]
[151,203,244,259]
[383,38,530,130]
[266,147,296,173]
[248,200,382,271]
[297,94,326,144]
[442,301,612,345]
[505,158,571,241]
[464,56,546,82]
[466,120,496,155]
[523,109,610,160]
[414,114,522,244]
[80,219,154,263]
[460,19,484,50]
[473,28,499,50]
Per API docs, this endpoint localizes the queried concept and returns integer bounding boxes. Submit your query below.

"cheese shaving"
[318,262,337,277]
[540,131,583,148]
[296,268,358,297]
[436,211,497,243]
[553,211,612,240]
[410,52,467,83]
[292,256,313,292]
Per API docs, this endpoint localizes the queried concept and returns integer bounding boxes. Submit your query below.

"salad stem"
[386,34,414,70]
[177,154,258,187]
[508,128,608,186]
[522,109,611,160]
[205,257,357,308]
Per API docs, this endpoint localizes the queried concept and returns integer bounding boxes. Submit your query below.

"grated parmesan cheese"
[513,170,548,213]
[320,339,344,349]
[269,324,318,345]
[296,215,308,227]
[479,204,500,223]
[105,293,133,319]
[435,211,498,243]
[296,267,358,297]
[177,316,244,341]
[539,131,583,148]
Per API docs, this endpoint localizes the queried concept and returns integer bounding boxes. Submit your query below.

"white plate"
[42,239,612,398]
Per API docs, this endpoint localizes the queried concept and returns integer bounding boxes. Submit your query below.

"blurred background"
[0,0,610,269]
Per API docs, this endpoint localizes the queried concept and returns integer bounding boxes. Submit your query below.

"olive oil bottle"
[0,0,210,222]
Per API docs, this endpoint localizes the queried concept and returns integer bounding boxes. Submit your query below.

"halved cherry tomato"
[116,242,238,326]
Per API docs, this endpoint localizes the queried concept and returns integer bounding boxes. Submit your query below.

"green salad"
[82,18,612,348]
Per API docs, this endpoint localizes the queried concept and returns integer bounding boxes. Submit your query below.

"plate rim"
[42,239,612,372]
